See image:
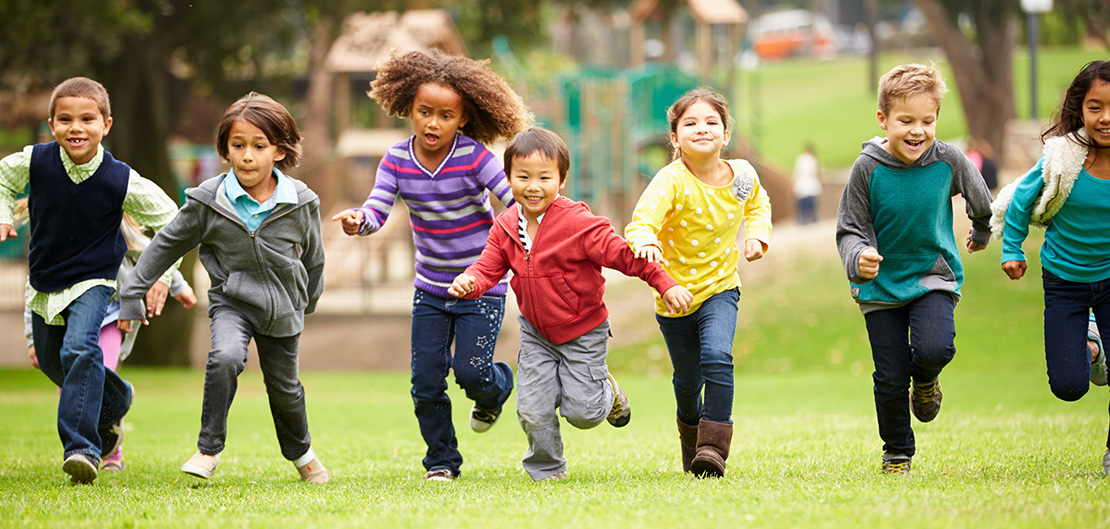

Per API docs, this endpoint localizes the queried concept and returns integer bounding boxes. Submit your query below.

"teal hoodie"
[836,138,993,313]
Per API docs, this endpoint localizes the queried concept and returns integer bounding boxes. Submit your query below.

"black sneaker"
[63,453,98,484]
[909,378,942,422]
[881,453,911,475]
[99,418,124,458]
[469,404,502,433]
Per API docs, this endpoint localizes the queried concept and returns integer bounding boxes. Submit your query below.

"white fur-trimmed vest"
[988,130,1089,240]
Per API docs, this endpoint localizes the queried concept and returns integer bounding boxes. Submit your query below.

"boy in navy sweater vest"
[0,77,180,484]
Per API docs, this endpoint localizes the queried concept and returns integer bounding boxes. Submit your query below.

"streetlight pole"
[1021,0,1053,121]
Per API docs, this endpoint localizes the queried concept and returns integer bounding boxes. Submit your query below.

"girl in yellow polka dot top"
[624,87,772,478]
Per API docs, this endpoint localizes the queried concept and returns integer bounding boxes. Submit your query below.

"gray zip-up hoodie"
[119,174,324,337]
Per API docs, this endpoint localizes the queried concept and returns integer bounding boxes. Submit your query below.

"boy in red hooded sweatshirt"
[449,127,692,482]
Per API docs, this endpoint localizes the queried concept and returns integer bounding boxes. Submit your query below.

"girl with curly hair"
[333,48,531,481]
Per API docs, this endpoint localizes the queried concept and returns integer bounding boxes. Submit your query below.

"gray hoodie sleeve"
[836,156,877,284]
[118,200,204,321]
[301,197,325,315]
[945,143,994,247]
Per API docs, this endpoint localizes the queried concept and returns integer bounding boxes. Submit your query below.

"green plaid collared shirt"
[0,144,180,324]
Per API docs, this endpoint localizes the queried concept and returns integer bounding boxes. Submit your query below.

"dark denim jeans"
[410,289,514,475]
[198,307,311,461]
[863,290,956,457]
[32,285,133,461]
[1041,268,1110,403]
[656,288,740,425]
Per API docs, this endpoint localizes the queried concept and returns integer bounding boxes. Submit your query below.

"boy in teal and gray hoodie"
[835,64,993,475]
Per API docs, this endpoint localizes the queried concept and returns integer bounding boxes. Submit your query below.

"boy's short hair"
[215,92,302,171]
[504,128,570,182]
[877,64,948,115]
[49,77,111,120]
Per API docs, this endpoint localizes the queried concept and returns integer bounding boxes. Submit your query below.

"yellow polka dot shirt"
[625,158,772,316]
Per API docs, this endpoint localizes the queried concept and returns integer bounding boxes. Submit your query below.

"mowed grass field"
[737,46,1110,170]
[2,228,1110,529]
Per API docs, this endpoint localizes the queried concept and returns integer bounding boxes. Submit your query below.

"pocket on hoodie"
[537,275,580,326]
[274,264,309,314]
[222,270,268,310]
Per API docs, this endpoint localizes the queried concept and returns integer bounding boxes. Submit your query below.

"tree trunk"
[915,0,1016,159]
[106,33,195,367]
[300,14,338,213]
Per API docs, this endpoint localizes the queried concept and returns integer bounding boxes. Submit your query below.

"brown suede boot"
[677,417,699,473]
[690,419,732,478]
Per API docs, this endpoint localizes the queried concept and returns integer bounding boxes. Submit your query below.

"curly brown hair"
[369,49,532,144]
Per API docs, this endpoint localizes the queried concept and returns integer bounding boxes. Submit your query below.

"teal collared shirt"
[223,168,298,233]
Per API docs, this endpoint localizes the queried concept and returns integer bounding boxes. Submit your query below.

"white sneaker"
[181,451,220,479]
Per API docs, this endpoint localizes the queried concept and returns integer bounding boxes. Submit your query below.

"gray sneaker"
[909,378,942,422]
[881,452,911,475]
[1103,449,1110,475]
[606,374,630,427]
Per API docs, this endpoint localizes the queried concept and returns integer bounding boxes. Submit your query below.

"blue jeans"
[863,291,956,456]
[410,289,514,475]
[32,285,133,462]
[1041,268,1110,403]
[656,288,739,425]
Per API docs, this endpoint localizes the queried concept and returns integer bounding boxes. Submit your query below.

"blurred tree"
[914,0,1016,159]
[1053,0,1110,49]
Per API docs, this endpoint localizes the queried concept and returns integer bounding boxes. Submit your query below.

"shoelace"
[473,409,499,422]
[915,382,936,400]
[885,461,911,474]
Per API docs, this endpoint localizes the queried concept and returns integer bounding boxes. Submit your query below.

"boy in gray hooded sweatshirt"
[119,92,328,483]
[836,64,993,475]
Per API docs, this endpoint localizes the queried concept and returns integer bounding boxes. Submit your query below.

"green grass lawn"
[738,46,1110,170]
[3,231,1110,528]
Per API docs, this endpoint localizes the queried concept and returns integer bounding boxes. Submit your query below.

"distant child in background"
[836,64,993,475]
[0,77,180,484]
[965,137,998,192]
[625,87,772,478]
[118,92,328,483]
[448,128,692,482]
[792,143,821,224]
[994,60,1110,473]
[332,49,531,481]
[24,211,197,472]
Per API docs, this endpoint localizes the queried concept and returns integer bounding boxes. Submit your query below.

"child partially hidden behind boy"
[449,128,692,481]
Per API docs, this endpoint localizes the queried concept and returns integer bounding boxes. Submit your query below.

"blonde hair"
[877,64,947,116]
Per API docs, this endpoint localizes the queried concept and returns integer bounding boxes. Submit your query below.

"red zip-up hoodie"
[463,196,678,345]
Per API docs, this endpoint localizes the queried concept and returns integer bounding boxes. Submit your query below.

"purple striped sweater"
[356,134,512,298]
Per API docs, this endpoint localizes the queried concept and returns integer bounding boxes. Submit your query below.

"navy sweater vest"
[28,142,129,293]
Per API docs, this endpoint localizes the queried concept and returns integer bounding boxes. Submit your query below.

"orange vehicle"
[751,9,835,60]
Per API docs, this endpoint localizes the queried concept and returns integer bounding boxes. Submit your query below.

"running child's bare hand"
[28,345,38,370]
[331,209,364,236]
[1002,259,1026,280]
[118,319,140,333]
[635,244,664,264]
[859,247,883,280]
[175,284,197,309]
[145,281,169,318]
[448,273,476,298]
[966,229,986,253]
[662,285,693,316]
[744,239,764,262]
[0,224,16,242]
